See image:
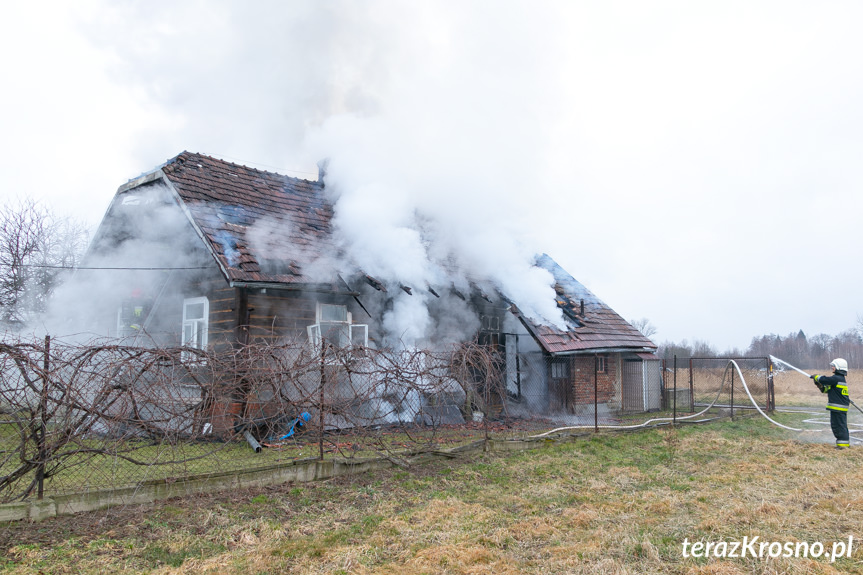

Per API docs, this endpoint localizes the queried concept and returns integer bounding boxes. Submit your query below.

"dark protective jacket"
[813,372,850,412]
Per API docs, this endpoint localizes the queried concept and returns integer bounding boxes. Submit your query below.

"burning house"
[62,151,659,433]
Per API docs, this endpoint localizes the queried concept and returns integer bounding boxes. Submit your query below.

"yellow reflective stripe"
[827,405,849,412]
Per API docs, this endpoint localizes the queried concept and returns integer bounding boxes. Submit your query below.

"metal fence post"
[673,354,677,425]
[594,354,598,433]
[319,339,326,461]
[767,357,775,411]
[483,352,490,441]
[689,358,694,414]
[37,335,50,500]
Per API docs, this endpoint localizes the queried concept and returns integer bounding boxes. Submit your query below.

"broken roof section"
[513,254,657,355]
[123,151,337,288]
[117,152,655,353]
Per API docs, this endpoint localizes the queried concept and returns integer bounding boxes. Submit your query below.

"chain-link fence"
[0,334,777,504]
[0,336,512,503]
[499,352,772,431]
[500,349,663,428]
[660,356,772,416]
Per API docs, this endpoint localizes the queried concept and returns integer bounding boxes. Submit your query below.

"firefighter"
[811,358,851,449]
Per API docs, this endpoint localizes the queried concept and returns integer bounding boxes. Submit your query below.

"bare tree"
[630,317,657,338]
[0,198,89,329]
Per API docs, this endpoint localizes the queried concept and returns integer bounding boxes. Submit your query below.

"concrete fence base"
[1,435,585,523]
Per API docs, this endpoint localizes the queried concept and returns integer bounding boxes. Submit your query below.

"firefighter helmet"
[830,358,848,373]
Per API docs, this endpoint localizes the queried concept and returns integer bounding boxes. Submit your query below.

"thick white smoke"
[78,2,581,344]
[39,185,214,341]
[14,1,863,349]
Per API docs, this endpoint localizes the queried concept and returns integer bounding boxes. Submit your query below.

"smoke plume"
[75,2,581,345]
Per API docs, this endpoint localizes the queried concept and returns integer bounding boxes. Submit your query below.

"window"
[480,315,500,332]
[320,303,347,323]
[551,361,567,379]
[596,355,607,373]
[307,303,368,354]
[182,297,209,358]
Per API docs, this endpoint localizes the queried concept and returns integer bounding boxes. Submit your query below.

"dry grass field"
[2,412,862,574]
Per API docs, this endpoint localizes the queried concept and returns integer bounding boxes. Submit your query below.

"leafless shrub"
[0,335,504,501]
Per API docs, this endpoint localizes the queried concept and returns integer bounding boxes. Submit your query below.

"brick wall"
[570,355,617,405]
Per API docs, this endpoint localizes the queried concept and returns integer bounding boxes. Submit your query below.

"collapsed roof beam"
[400,285,413,295]
[338,275,372,318]
[470,282,493,303]
[364,274,387,292]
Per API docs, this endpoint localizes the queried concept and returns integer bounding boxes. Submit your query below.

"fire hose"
[768,356,863,443]
[530,363,733,438]
[769,355,863,416]
[531,357,863,441]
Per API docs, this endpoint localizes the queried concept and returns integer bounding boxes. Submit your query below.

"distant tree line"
[654,328,863,370]
[745,329,863,370]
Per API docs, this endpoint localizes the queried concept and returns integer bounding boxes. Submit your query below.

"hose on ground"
[530,359,861,441]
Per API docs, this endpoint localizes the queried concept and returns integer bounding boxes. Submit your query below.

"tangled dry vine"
[0,336,505,502]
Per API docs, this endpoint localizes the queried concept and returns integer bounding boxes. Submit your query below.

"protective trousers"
[830,410,850,448]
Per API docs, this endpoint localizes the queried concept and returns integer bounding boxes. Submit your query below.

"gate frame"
[659,356,774,419]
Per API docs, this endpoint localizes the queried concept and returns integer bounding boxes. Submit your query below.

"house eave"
[229,281,359,296]
[548,347,657,357]
[117,168,166,193]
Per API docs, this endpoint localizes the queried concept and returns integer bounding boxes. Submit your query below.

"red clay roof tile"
[515,255,657,354]
[160,152,336,285]
[155,152,654,353]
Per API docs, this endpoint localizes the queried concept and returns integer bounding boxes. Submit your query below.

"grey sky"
[2,1,862,351]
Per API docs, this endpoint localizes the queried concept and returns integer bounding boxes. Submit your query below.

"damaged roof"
[513,254,657,355]
[154,151,336,286]
[115,152,656,354]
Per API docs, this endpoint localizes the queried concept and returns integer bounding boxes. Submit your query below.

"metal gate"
[622,359,645,412]
[661,356,772,413]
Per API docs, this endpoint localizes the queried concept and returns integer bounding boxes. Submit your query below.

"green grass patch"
[3,415,863,574]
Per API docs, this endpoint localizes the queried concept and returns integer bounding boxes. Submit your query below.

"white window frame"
[307,324,322,354]
[307,302,368,354]
[181,296,209,361]
[349,323,368,347]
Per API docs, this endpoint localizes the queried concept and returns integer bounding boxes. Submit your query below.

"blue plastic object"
[278,411,311,440]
